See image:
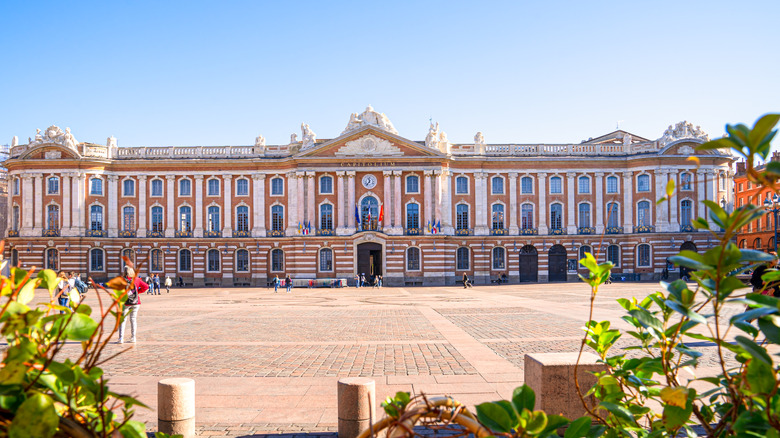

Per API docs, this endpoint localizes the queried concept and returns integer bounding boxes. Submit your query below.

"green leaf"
[758,316,780,344]
[598,401,636,425]
[541,414,569,436]
[36,270,58,294]
[662,388,694,431]
[664,300,706,324]
[476,402,514,433]
[669,254,709,272]
[733,410,771,436]
[119,420,147,438]
[735,335,773,365]
[564,416,592,438]
[50,313,98,341]
[9,393,59,438]
[526,410,548,435]
[749,113,780,149]
[512,384,536,413]
[16,279,37,306]
[739,249,777,263]
[494,400,519,430]
[666,178,675,199]
[746,359,775,394]
[628,308,663,331]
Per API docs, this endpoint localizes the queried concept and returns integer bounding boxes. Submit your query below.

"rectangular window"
[491,177,504,194]
[90,178,103,196]
[90,250,104,271]
[236,179,249,196]
[406,176,419,194]
[456,177,468,194]
[179,179,192,196]
[606,177,618,193]
[550,177,562,194]
[521,177,533,194]
[151,179,163,197]
[320,177,333,194]
[207,179,220,196]
[48,178,59,194]
[123,179,135,197]
[271,178,284,195]
[578,177,590,194]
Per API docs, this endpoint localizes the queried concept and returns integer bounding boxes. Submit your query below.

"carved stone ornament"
[658,121,709,147]
[44,151,62,159]
[341,105,399,135]
[28,125,78,149]
[677,145,695,155]
[335,134,402,156]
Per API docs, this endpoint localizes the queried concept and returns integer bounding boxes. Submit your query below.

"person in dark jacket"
[462,273,473,288]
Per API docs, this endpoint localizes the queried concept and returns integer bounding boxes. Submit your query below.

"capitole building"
[3,107,734,286]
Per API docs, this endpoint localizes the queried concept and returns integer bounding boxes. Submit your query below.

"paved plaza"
[34,282,744,436]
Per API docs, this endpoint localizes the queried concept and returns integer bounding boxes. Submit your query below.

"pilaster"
[21,175,33,236]
[382,171,392,229]
[669,170,679,230]
[441,170,454,234]
[474,172,489,236]
[165,175,176,237]
[389,170,403,235]
[508,172,519,234]
[347,171,356,233]
[33,174,43,234]
[306,171,315,225]
[107,175,119,237]
[537,173,548,234]
[286,172,299,235]
[194,175,204,236]
[137,175,147,237]
[594,172,604,234]
[336,171,348,235]
[696,170,706,229]
[296,171,305,231]
[62,173,72,236]
[76,173,85,235]
[655,170,669,232]
[622,171,633,231]
[252,174,266,237]
[223,175,233,235]
[423,170,433,234]
[566,172,576,234]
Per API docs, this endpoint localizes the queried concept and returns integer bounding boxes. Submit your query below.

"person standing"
[55,271,70,314]
[360,273,366,288]
[118,266,149,344]
[153,274,161,295]
[354,273,360,288]
[462,273,472,288]
[164,275,172,293]
[377,275,382,288]
[285,275,292,293]
[273,275,280,293]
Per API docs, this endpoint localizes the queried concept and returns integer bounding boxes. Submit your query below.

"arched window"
[492,247,505,270]
[406,203,420,230]
[206,249,220,272]
[320,176,333,194]
[151,179,163,197]
[406,247,420,271]
[637,174,651,192]
[271,249,284,272]
[637,201,651,226]
[680,200,693,227]
[90,205,104,231]
[47,177,59,194]
[521,204,534,229]
[179,249,192,272]
[550,176,562,194]
[491,176,504,194]
[456,247,470,270]
[578,176,590,194]
[207,206,220,232]
[45,248,59,270]
[236,206,249,232]
[123,179,135,196]
[151,206,164,232]
[456,176,469,194]
[271,205,284,231]
[207,178,220,196]
[121,249,135,270]
[271,177,284,195]
[236,249,250,272]
[319,248,333,272]
[521,176,533,194]
[12,206,19,231]
[179,206,192,232]
[122,206,135,231]
[579,245,592,260]
[739,239,746,249]
[550,204,563,230]
[492,204,505,230]
[578,203,590,228]
[90,248,104,272]
[90,178,103,196]
[680,173,692,190]
[607,245,620,267]
[637,244,651,267]
[46,205,59,230]
[606,203,620,228]
[361,196,379,230]
[606,176,618,194]
[236,178,249,196]
[406,175,419,193]
[150,249,164,272]
[320,204,333,230]
[10,249,18,268]
[754,238,762,250]
[770,237,776,251]
[456,204,469,230]
[179,178,192,196]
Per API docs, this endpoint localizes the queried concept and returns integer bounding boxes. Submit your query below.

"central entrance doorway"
[357,242,383,280]
[548,244,567,282]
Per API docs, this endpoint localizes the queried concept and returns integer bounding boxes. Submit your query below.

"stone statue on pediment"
[107,136,118,148]
[63,127,78,149]
[623,133,632,147]
[340,105,399,135]
[658,121,709,147]
[254,135,266,147]
[11,136,17,147]
[301,123,317,149]
[425,122,439,149]
[290,133,298,144]
[475,132,486,154]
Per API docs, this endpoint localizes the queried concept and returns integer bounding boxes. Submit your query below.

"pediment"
[659,139,723,156]
[296,126,443,159]
[18,144,82,160]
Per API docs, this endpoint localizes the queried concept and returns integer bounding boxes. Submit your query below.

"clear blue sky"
[1,1,778,147]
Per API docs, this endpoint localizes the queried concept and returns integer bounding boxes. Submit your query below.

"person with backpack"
[165,275,172,293]
[285,274,292,293]
[55,271,71,314]
[70,272,88,302]
[273,275,280,293]
[118,266,149,344]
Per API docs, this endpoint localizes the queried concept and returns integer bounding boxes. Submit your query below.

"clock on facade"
[362,174,378,189]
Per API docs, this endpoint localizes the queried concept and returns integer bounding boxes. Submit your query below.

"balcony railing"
[317,229,335,236]
[358,223,382,232]
[42,228,60,237]
[86,230,107,237]
[605,226,623,234]
[680,224,695,232]
[634,225,656,233]
[267,229,284,237]
[147,230,164,238]
[455,228,471,236]
[204,231,222,238]
[175,230,192,238]
[549,228,567,235]
[119,230,136,238]
[7,230,18,237]
[520,227,538,235]
[406,227,422,236]
[577,227,596,235]
[491,228,509,236]
[232,230,251,238]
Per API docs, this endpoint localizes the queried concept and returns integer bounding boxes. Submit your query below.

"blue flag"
[354,205,361,226]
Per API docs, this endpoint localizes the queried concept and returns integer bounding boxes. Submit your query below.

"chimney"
[736,161,746,174]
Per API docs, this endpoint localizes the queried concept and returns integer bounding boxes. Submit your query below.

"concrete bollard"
[338,377,375,438]
[524,352,606,420]
[158,378,195,438]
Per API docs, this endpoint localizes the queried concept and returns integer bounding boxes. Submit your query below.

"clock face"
[362,174,378,189]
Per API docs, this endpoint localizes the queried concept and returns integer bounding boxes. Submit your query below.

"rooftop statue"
[425,122,439,149]
[474,132,486,154]
[28,125,78,149]
[341,105,399,135]
[658,121,709,147]
[11,136,18,147]
[301,123,317,149]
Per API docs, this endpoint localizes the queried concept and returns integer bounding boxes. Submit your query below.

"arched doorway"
[548,244,567,282]
[518,245,538,282]
[360,196,379,231]
[679,241,697,280]
[357,242,383,280]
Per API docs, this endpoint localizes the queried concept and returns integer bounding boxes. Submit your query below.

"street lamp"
[763,193,780,253]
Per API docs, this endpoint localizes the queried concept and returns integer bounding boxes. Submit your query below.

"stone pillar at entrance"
[347,171,356,233]
[391,171,403,235]
[538,172,548,235]
[382,171,391,229]
[336,171,347,235]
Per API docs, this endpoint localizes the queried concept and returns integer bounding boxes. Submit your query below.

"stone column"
[696,170,706,226]
[475,172,489,235]
[286,172,298,235]
[194,175,204,236]
[423,170,433,234]
[655,170,669,232]
[347,171,356,232]
[165,175,175,237]
[21,176,33,236]
[306,171,315,224]
[709,169,720,228]
[622,172,633,231]
[393,171,403,234]
[6,177,12,236]
[538,173,548,234]
[107,175,119,237]
[336,171,346,234]
[382,171,392,229]
[296,171,305,230]
[669,170,679,230]
[252,174,266,237]
[76,173,86,235]
[508,172,519,234]
[33,174,43,234]
[566,172,576,234]
[62,173,71,235]
[441,170,454,234]
[137,176,147,237]
[223,175,232,236]
[594,172,604,233]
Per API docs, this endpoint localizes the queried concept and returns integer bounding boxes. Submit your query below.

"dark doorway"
[357,243,383,281]
[518,245,538,282]
[679,241,697,280]
[548,244,567,282]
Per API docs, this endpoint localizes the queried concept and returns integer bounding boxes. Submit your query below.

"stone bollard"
[158,378,195,438]
[524,352,606,420]
[338,377,375,438]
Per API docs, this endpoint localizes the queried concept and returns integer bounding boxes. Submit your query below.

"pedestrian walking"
[462,273,472,288]
[360,273,366,288]
[377,275,382,288]
[55,271,70,314]
[153,274,161,295]
[273,275,280,293]
[70,272,88,302]
[165,275,172,293]
[178,276,184,287]
[285,275,292,293]
[118,266,149,344]
[354,274,360,288]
